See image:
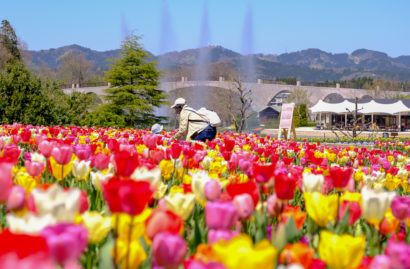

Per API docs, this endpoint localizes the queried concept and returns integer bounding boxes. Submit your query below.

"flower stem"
[113,214,119,269]
[125,216,133,269]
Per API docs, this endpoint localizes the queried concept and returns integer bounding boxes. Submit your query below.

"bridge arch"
[323,92,344,103]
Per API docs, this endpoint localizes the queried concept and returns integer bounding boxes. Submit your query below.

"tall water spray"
[158,0,175,82]
[121,14,130,40]
[240,4,256,82]
[191,0,211,109]
[157,0,176,124]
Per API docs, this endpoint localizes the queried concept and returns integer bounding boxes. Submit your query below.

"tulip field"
[1,123,410,269]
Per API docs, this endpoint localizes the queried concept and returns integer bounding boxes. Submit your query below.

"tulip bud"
[204,180,221,201]
[233,193,254,219]
[7,185,26,211]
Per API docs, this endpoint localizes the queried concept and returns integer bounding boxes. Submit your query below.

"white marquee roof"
[310,99,410,115]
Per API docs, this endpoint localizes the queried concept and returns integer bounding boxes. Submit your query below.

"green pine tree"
[0,20,21,61]
[103,34,167,128]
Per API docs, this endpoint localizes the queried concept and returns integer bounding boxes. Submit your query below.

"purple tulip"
[205,201,238,230]
[152,232,187,269]
[391,196,410,221]
[41,223,88,265]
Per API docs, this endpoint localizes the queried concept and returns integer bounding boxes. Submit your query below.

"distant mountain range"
[28,44,410,82]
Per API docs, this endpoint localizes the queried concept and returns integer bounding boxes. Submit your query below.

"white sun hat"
[171,97,186,108]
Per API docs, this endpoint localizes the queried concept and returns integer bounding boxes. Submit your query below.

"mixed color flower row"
[0,123,409,269]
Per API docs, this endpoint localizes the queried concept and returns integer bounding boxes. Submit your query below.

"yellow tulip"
[114,237,146,269]
[81,211,112,244]
[160,159,174,180]
[165,193,195,220]
[319,230,365,269]
[153,181,167,200]
[340,191,361,204]
[212,235,277,269]
[304,192,338,227]
[385,174,401,191]
[50,156,74,181]
[14,170,37,194]
[112,209,152,241]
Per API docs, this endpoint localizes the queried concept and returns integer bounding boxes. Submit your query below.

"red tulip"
[170,143,182,159]
[338,201,362,225]
[224,139,235,152]
[2,144,21,163]
[145,209,183,240]
[226,180,259,207]
[0,162,13,203]
[274,170,298,200]
[94,153,110,170]
[103,177,152,215]
[0,229,49,259]
[252,163,275,183]
[113,150,139,178]
[79,191,89,213]
[329,166,353,190]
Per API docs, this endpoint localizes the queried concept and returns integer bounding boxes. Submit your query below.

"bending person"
[170,97,216,142]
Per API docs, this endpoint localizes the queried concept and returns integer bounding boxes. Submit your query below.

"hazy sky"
[1,0,409,56]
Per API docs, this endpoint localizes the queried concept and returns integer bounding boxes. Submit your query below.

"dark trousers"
[193,125,217,142]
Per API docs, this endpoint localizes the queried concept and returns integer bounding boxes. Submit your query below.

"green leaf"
[285,216,300,243]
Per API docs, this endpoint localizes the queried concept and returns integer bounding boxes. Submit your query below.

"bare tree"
[286,88,312,107]
[228,78,254,133]
[57,50,95,86]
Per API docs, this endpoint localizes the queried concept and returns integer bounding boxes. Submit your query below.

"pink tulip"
[143,134,158,150]
[51,145,73,165]
[266,194,284,217]
[369,255,390,269]
[0,162,13,203]
[391,196,410,221]
[208,229,239,244]
[7,185,26,211]
[233,193,254,219]
[152,232,187,269]
[94,153,110,170]
[205,201,238,230]
[38,140,54,158]
[25,160,45,177]
[385,241,410,269]
[204,180,221,201]
[74,145,91,161]
[238,159,251,172]
[41,223,88,265]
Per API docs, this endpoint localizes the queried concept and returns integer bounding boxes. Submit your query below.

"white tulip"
[361,186,395,225]
[7,213,57,235]
[72,159,91,180]
[131,166,162,188]
[90,171,113,190]
[302,172,324,193]
[31,184,80,222]
[191,170,212,205]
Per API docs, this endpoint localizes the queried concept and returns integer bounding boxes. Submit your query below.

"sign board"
[278,103,297,140]
[279,103,295,129]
